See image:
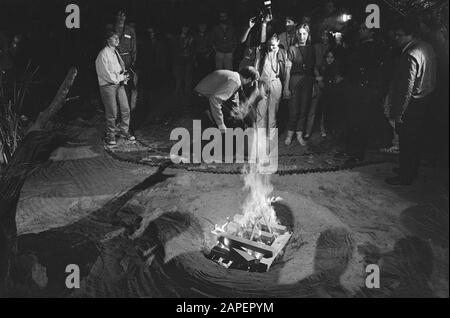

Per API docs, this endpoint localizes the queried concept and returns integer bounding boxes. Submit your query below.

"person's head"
[325,49,336,65]
[219,11,229,24]
[359,22,375,41]
[13,34,22,43]
[285,16,297,32]
[296,24,310,45]
[147,26,156,38]
[324,1,335,15]
[239,66,260,86]
[321,30,332,44]
[199,23,207,33]
[268,34,280,52]
[116,10,127,25]
[393,18,418,48]
[105,29,120,47]
[181,25,190,35]
[302,15,312,26]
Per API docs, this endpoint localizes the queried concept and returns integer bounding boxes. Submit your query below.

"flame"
[236,128,279,231]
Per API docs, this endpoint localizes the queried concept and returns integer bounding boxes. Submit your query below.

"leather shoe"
[385,176,413,186]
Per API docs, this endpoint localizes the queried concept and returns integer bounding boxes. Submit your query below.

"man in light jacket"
[385,18,436,185]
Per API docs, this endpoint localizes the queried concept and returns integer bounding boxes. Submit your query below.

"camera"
[263,0,273,18]
[253,0,273,23]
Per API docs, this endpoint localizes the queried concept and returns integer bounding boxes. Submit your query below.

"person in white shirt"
[194,66,259,132]
[95,29,135,145]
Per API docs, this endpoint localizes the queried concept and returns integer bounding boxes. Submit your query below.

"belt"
[262,76,280,82]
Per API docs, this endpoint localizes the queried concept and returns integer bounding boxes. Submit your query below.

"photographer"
[95,29,135,146]
[239,12,272,70]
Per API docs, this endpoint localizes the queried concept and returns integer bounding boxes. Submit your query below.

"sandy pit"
[11,116,448,298]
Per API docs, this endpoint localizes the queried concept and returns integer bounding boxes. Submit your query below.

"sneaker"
[105,136,117,146]
[118,132,136,141]
[285,131,294,146]
[296,133,307,146]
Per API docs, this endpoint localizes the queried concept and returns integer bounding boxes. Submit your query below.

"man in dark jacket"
[385,19,436,185]
[211,11,237,71]
[343,23,384,164]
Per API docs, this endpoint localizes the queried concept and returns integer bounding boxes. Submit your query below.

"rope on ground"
[104,138,396,176]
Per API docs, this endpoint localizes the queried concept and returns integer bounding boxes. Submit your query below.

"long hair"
[295,23,311,45]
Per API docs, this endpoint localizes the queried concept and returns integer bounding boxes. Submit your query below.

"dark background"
[0,0,448,121]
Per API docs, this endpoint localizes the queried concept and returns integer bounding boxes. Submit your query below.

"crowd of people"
[1,1,447,187]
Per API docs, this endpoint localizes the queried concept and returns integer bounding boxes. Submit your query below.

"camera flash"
[342,14,352,22]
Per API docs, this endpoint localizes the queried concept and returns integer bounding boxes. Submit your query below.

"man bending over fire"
[194,66,260,132]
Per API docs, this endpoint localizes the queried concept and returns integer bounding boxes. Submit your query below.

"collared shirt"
[195,70,242,129]
[260,51,281,82]
[95,46,126,86]
[387,39,436,119]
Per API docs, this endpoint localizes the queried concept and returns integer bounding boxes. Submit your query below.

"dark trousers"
[397,95,431,181]
[195,54,213,85]
[173,58,194,96]
[287,75,314,132]
[345,84,380,160]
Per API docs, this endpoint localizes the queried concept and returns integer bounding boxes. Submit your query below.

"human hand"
[249,18,256,29]
[263,14,273,24]
[283,89,291,99]
[218,124,228,133]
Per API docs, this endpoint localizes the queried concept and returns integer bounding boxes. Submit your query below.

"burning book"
[207,127,292,272]
[210,211,292,272]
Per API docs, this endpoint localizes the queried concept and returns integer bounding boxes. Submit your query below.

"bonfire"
[209,128,292,272]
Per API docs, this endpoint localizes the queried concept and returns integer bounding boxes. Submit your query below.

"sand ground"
[13,110,448,297]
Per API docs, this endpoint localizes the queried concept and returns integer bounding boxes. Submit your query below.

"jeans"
[287,74,314,133]
[256,78,282,138]
[99,84,130,138]
[215,52,233,70]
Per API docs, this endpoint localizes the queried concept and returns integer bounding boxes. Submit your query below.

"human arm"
[130,27,137,67]
[240,18,256,44]
[209,96,227,131]
[390,54,418,122]
[260,14,272,44]
[283,48,293,99]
